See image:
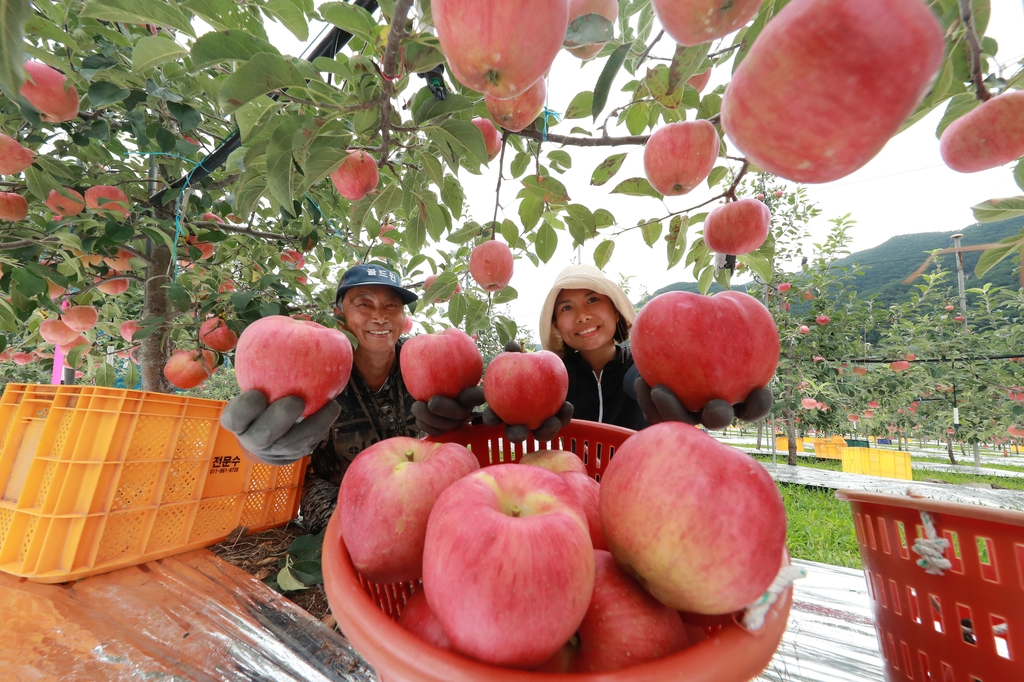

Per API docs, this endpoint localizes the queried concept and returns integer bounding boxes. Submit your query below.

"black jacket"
[562,345,648,431]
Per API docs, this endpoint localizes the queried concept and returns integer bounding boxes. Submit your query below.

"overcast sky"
[268,1,1024,342]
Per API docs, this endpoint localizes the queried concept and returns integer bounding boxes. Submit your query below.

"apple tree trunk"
[946,435,957,465]
[785,409,798,466]
[756,422,763,450]
[140,242,174,393]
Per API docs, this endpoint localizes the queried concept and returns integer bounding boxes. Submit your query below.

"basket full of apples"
[321,419,793,682]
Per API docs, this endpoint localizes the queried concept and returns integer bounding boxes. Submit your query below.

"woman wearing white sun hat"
[538,264,648,431]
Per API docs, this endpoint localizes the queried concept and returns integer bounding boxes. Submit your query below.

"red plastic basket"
[835,489,1024,682]
[322,421,792,682]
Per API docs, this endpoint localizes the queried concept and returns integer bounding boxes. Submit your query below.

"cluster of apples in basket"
[337,290,788,672]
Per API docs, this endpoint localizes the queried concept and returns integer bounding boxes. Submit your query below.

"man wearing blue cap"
[221,263,482,533]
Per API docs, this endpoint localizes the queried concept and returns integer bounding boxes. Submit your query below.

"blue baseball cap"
[335,263,418,306]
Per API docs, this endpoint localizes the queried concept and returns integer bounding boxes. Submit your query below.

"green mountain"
[650,216,1024,303]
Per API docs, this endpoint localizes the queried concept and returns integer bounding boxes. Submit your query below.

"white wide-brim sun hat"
[538,264,636,355]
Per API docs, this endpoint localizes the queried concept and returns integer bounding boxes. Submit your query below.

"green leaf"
[591,152,627,186]
[668,42,710,93]
[519,193,543,230]
[66,344,89,370]
[563,13,614,48]
[446,221,483,244]
[189,30,280,73]
[971,196,1024,223]
[666,215,689,269]
[535,223,557,263]
[624,101,649,134]
[124,361,140,389]
[81,0,195,36]
[275,564,308,591]
[23,164,63,202]
[594,239,614,269]
[423,270,459,304]
[411,88,473,125]
[263,0,309,41]
[1015,159,1024,193]
[320,1,378,44]
[547,150,571,170]
[935,93,980,138]
[440,118,488,166]
[737,251,774,283]
[494,315,517,346]
[611,177,662,199]
[88,81,130,107]
[132,35,187,73]
[95,362,117,387]
[565,91,594,120]
[592,42,632,120]
[465,298,490,335]
[493,286,518,305]
[522,175,571,205]
[218,53,307,113]
[441,174,464,219]
[706,166,729,188]
[448,292,467,327]
[697,264,714,294]
[640,220,661,247]
[974,235,1024,277]
[0,0,30,96]
[696,92,721,121]
[510,151,530,178]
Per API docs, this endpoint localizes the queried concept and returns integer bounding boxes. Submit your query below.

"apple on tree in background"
[119,320,141,342]
[890,360,910,372]
[61,305,98,332]
[39,318,79,346]
[564,0,619,60]
[471,118,502,161]
[432,0,569,99]
[422,463,594,668]
[599,422,787,615]
[940,90,1024,173]
[702,198,771,255]
[45,187,85,215]
[469,240,514,291]
[0,133,35,174]
[378,222,396,244]
[518,449,587,475]
[95,275,129,295]
[399,328,483,402]
[720,0,943,184]
[652,0,763,46]
[398,589,453,651]
[485,78,546,132]
[0,193,28,221]
[85,185,131,217]
[234,315,353,418]
[164,349,217,389]
[643,120,719,196]
[20,60,79,122]
[423,274,461,303]
[778,282,791,292]
[200,317,238,352]
[339,436,479,583]
[402,315,414,335]
[11,352,35,365]
[816,315,830,325]
[330,150,379,201]
[853,366,868,375]
[687,68,711,93]
[484,349,569,429]
[631,291,779,412]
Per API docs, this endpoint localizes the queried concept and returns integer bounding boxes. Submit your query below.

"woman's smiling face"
[554,288,620,352]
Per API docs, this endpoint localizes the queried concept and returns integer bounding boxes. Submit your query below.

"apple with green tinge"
[518,449,587,475]
[399,328,483,402]
[631,290,779,412]
[599,422,787,614]
[234,315,353,418]
[422,463,594,667]
[339,436,479,583]
[720,0,943,183]
[643,120,719,196]
[484,349,569,429]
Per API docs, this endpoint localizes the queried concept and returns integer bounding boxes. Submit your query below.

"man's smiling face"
[341,285,407,354]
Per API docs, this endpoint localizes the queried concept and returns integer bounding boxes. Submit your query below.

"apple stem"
[510,505,521,518]
[404,450,415,462]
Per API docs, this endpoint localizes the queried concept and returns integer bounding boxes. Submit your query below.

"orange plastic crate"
[836,490,1023,682]
[0,384,304,583]
[322,421,793,682]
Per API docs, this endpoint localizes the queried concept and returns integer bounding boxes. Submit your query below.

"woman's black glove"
[411,385,486,436]
[220,390,340,464]
[633,379,773,431]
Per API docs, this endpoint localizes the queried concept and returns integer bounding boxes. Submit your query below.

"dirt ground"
[209,522,333,624]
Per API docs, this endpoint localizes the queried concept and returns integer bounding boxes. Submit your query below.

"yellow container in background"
[0,384,305,583]
[841,447,912,480]
[813,440,843,460]
[775,436,805,452]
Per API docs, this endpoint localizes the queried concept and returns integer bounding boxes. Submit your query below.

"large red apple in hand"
[703,198,771,255]
[235,315,353,417]
[720,0,943,183]
[484,349,568,429]
[631,290,779,412]
[399,328,483,402]
[643,120,719,196]
[422,463,594,667]
[600,422,787,614]
[574,550,690,672]
[340,436,479,583]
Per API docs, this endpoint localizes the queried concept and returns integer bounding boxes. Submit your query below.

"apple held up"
[234,315,354,418]
[432,0,568,99]
[702,198,771,255]
[483,349,569,430]
[643,120,719,196]
[631,290,779,413]
[599,422,787,615]
[339,436,480,583]
[422,463,594,667]
[399,328,483,402]
[720,0,943,184]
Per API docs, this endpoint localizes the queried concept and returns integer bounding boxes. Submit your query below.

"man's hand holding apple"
[221,390,341,464]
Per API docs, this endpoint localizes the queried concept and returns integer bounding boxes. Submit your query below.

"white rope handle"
[742,562,806,631]
[907,487,952,575]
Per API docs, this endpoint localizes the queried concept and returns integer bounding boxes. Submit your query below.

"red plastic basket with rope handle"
[836,489,1024,682]
[322,421,792,682]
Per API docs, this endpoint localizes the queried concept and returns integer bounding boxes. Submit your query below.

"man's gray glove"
[411,385,485,437]
[220,390,341,465]
[634,379,773,431]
